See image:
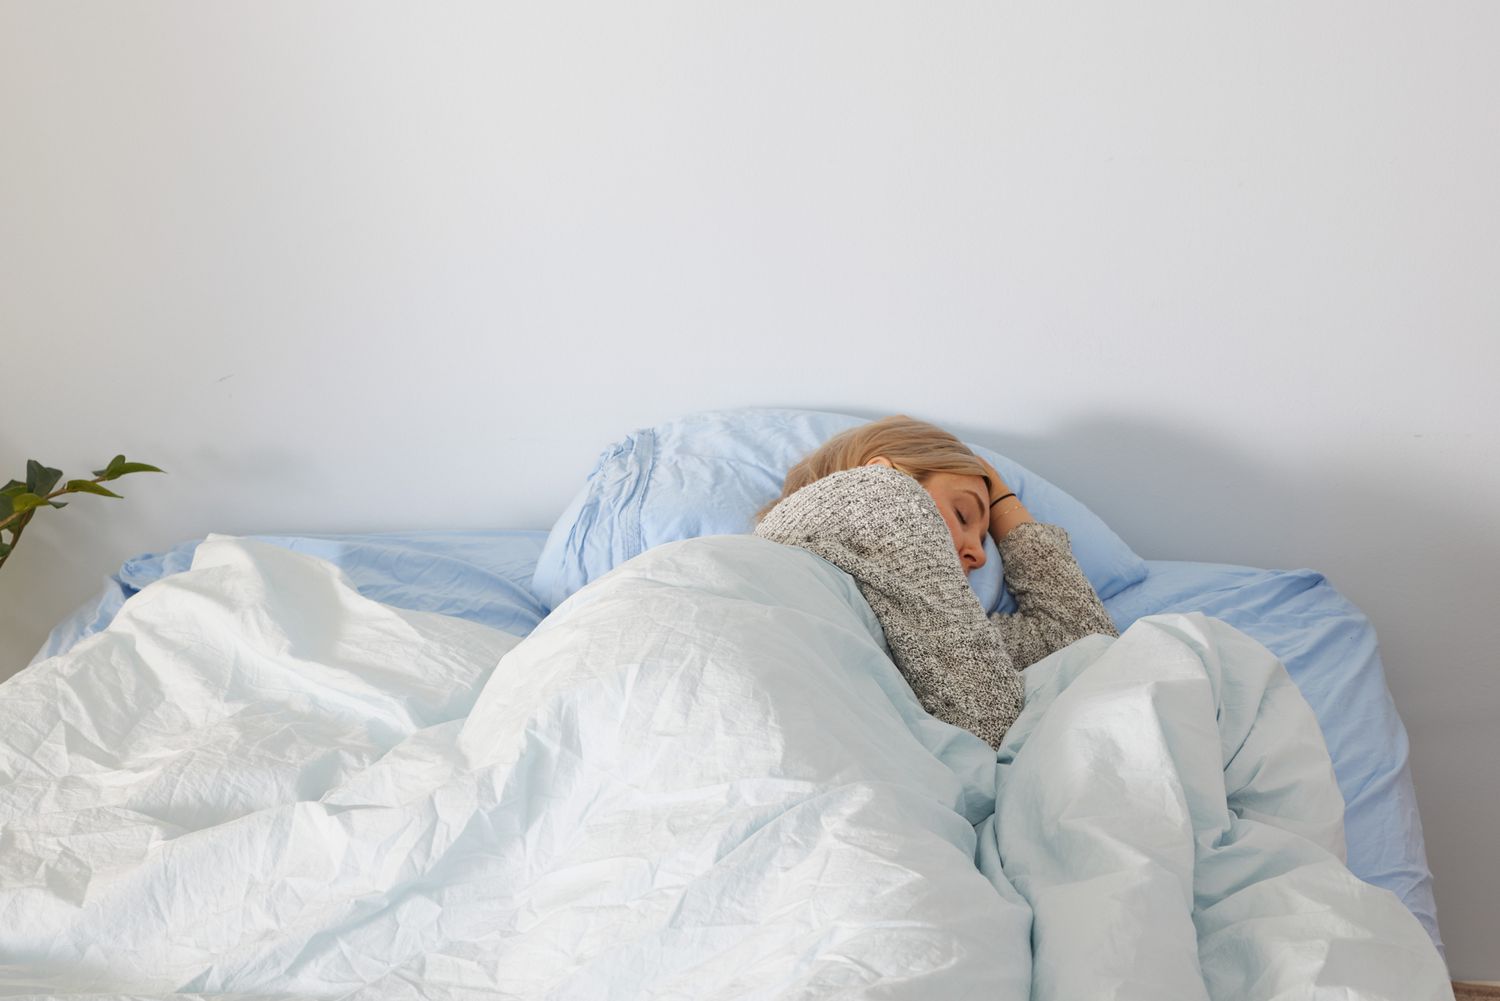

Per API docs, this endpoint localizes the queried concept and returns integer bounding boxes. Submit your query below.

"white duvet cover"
[0,535,1447,999]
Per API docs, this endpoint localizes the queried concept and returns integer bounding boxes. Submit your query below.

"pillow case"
[531,408,1147,616]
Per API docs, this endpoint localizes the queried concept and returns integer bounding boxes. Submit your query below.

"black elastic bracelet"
[990,492,1017,507]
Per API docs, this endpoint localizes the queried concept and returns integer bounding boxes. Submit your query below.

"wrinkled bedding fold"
[0,534,1447,998]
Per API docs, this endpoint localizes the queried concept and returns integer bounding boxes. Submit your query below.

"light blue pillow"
[530,408,1148,615]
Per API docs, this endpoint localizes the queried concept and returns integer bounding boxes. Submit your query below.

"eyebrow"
[962,488,986,521]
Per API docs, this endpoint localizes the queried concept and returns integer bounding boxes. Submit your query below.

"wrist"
[989,495,1035,539]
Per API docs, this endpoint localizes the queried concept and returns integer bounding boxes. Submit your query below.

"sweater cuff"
[996,520,1071,560]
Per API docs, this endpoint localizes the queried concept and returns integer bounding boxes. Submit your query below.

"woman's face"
[865,458,988,571]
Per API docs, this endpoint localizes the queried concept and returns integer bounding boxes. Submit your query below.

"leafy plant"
[0,455,164,571]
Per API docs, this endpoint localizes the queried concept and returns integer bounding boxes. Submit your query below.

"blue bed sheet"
[26,533,1441,958]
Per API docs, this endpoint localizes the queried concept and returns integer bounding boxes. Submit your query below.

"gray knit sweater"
[754,464,1119,749]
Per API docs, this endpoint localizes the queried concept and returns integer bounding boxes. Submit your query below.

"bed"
[0,409,1449,998]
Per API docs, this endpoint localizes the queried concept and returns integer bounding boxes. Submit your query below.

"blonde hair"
[755,415,993,523]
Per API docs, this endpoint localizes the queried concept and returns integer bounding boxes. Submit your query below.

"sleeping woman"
[753,415,1118,749]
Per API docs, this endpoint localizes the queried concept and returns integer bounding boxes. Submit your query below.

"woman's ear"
[865,456,895,468]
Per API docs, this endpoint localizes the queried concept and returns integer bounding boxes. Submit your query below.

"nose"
[962,541,986,571]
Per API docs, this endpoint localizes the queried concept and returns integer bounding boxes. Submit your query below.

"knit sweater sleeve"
[989,522,1120,669]
[752,464,1024,749]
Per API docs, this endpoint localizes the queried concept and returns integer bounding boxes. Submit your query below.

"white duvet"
[0,535,1448,999]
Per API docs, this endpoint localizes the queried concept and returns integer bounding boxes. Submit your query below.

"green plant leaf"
[1,479,24,497]
[66,480,123,499]
[25,460,64,496]
[93,456,165,479]
[47,500,67,509]
[0,494,10,519]
[0,541,10,559]
[11,493,46,514]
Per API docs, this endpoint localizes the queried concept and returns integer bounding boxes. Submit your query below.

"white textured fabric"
[979,614,1451,1001]
[0,534,1449,998]
[0,534,1025,997]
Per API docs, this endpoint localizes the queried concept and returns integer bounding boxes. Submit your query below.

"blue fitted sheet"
[27,531,1440,956]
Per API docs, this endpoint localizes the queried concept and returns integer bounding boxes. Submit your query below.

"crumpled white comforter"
[0,534,1448,999]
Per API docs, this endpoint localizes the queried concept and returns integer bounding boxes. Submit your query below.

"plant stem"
[0,509,34,571]
[0,472,113,535]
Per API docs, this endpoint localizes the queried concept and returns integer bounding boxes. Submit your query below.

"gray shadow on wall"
[796,403,1273,562]
[805,403,1500,575]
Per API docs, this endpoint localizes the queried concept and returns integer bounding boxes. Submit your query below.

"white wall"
[1,1,1495,978]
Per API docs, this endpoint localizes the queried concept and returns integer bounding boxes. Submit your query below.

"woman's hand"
[975,455,1035,540]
